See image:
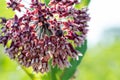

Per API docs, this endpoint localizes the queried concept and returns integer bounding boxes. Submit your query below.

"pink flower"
[0,0,90,73]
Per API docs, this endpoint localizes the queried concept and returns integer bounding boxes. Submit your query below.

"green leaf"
[61,40,87,80]
[44,0,50,6]
[50,66,59,80]
[40,66,58,80]
[0,0,15,18]
[75,0,91,9]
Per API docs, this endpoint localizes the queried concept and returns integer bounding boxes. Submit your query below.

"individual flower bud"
[7,0,24,11]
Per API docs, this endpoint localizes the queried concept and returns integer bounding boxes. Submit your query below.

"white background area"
[88,0,120,46]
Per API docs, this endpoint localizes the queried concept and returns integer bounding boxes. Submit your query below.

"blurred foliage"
[74,40,120,80]
[75,0,91,9]
[0,0,14,18]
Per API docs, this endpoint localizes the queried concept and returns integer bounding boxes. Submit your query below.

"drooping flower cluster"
[0,0,90,73]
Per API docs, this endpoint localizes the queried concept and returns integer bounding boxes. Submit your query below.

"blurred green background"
[0,0,120,80]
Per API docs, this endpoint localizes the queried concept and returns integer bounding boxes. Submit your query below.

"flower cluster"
[0,0,90,73]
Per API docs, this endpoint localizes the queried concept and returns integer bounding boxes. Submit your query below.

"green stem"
[21,66,36,80]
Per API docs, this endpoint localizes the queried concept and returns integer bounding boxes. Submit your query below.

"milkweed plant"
[0,0,90,80]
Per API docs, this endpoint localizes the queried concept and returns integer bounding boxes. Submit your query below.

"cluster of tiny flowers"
[0,0,90,73]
